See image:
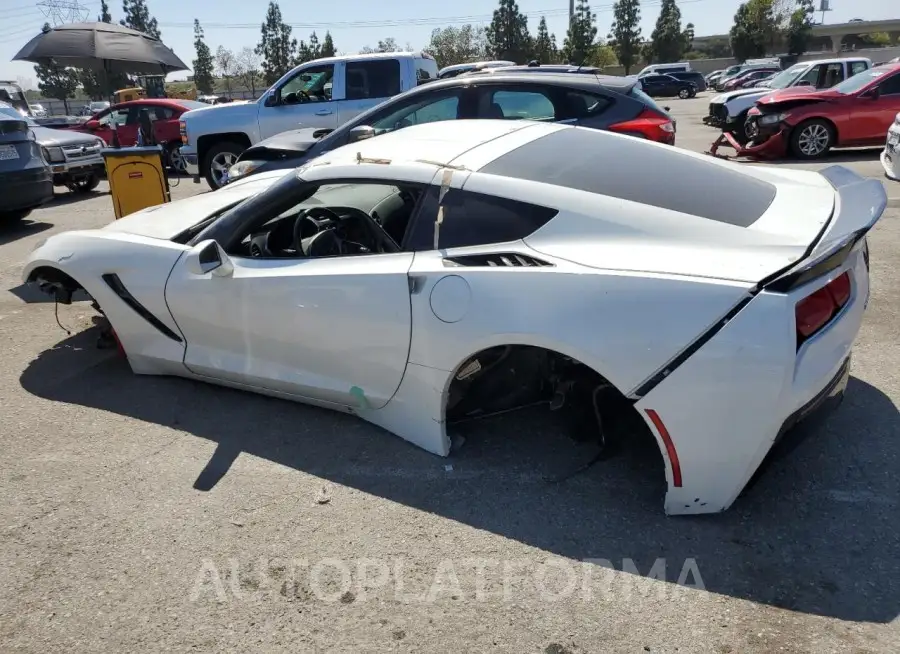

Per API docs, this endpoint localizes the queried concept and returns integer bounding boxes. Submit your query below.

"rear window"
[346,59,401,99]
[480,128,777,227]
[416,57,439,84]
[628,87,667,115]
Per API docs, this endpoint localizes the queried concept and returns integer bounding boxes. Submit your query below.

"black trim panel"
[101,273,183,343]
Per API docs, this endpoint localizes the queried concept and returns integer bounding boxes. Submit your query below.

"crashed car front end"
[738,105,793,158]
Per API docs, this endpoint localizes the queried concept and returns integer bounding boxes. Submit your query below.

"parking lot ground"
[1,103,899,653]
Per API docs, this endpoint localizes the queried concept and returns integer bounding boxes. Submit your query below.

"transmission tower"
[36,0,91,26]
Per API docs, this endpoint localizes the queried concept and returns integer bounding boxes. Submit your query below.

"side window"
[823,63,844,87]
[346,60,402,100]
[879,73,900,96]
[850,61,869,76]
[563,91,612,120]
[415,58,439,85]
[405,187,558,251]
[486,89,556,121]
[154,106,175,120]
[370,92,462,133]
[280,64,335,102]
[795,65,820,87]
[98,108,130,126]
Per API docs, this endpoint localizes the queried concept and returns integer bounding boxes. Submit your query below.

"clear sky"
[1,0,895,84]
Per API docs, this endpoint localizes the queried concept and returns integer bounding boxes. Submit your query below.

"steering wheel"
[293,206,345,256]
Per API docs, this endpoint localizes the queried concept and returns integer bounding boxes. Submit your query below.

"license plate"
[0,144,19,161]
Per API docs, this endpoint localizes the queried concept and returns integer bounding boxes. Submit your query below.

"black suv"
[637,74,697,99]
[225,72,676,184]
[0,112,52,221]
[666,71,708,92]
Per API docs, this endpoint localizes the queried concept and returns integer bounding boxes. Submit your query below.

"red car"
[743,63,900,159]
[75,99,207,170]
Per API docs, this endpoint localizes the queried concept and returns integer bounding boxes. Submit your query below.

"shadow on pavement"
[19,326,900,623]
[0,218,52,246]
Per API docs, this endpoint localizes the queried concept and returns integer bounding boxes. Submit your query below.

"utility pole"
[569,0,575,29]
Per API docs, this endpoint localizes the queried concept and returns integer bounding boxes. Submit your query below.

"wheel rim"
[210,152,237,185]
[679,89,689,98]
[169,145,186,172]
[798,124,829,156]
[745,120,759,140]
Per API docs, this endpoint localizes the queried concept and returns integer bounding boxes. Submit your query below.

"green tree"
[428,25,489,68]
[120,0,160,39]
[682,22,695,52]
[590,44,618,68]
[215,46,236,93]
[34,26,78,113]
[785,0,815,56]
[320,31,336,58]
[486,0,533,63]
[650,0,685,63]
[533,17,557,64]
[729,0,776,61]
[562,0,598,65]
[608,0,642,74]
[99,0,112,22]
[192,19,215,94]
[256,1,297,85]
[236,47,262,95]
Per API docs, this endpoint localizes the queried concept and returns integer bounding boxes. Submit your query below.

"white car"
[882,112,900,181]
[23,120,885,516]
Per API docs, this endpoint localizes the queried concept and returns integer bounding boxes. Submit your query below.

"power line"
[37,0,92,26]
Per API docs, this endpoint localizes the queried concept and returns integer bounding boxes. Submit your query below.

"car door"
[150,104,180,144]
[164,178,414,409]
[336,58,404,125]
[851,70,900,143]
[90,106,137,144]
[258,62,339,140]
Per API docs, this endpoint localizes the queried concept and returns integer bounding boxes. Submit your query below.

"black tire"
[166,142,186,172]
[203,141,245,190]
[1,209,32,221]
[678,88,690,99]
[730,110,752,145]
[790,119,835,160]
[67,173,101,193]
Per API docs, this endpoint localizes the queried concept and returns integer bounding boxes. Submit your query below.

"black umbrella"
[12,22,188,75]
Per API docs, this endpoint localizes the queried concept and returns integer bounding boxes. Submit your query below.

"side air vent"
[443,253,553,268]
[101,273,183,343]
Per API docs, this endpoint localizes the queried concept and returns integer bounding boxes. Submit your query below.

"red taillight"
[795,271,851,343]
[608,109,675,144]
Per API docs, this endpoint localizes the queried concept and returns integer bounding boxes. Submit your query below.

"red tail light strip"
[608,109,675,144]
[644,409,683,487]
[795,271,851,346]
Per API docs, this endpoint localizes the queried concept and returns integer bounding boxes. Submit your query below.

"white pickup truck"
[180,51,439,188]
[705,57,872,141]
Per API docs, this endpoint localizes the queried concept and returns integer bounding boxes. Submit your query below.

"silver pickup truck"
[180,51,439,189]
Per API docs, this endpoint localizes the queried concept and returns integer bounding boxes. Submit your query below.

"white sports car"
[24,120,885,515]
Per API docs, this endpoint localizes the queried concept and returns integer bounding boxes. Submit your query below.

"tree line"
[29,0,868,106]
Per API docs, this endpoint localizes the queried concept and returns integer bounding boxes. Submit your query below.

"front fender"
[24,230,190,375]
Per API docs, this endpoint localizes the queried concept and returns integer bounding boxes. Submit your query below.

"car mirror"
[263,92,279,107]
[85,119,99,130]
[867,87,881,100]
[346,125,375,144]
[185,239,233,277]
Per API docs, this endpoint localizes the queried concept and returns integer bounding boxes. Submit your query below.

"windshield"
[0,85,30,115]
[0,104,37,126]
[766,64,807,89]
[832,68,885,94]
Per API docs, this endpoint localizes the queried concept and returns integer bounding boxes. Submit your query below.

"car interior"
[227,182,424,259]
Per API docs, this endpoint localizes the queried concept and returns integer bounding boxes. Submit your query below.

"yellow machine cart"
[102,145,171,219]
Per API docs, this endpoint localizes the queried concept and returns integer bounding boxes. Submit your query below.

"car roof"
[112,99,195,110]
[444,71,636,93]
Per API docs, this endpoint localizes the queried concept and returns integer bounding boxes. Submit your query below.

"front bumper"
[703,102,728,127]
[182,145,200,178]
[707,115,789,159]
[48,157,104,184]
[0,167,53,213]
[882,129,900,181]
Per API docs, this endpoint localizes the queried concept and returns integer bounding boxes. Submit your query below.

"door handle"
[315,109,333,116]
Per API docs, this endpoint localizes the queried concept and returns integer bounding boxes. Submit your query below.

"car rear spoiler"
[761,165,886,293]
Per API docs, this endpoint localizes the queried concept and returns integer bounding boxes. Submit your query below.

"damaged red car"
[737,63,900,160]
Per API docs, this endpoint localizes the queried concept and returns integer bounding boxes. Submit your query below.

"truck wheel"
[167,143,186,172]
[67,173,101,193]
[790,119,834,160]
[203,141,244,190]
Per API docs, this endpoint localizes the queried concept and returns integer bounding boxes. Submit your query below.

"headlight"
[42,146,65,162]
[95,138,106,148]
[226,160,264,183]
[758,112,788,126]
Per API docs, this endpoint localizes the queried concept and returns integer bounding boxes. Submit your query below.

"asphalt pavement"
[0,96,898,653]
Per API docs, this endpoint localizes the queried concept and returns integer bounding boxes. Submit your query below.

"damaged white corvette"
[24,120,885,515]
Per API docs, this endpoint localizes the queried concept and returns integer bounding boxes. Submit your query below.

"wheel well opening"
[445,345,662,478]
[27,266,86,305]
[197,133,251,165]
